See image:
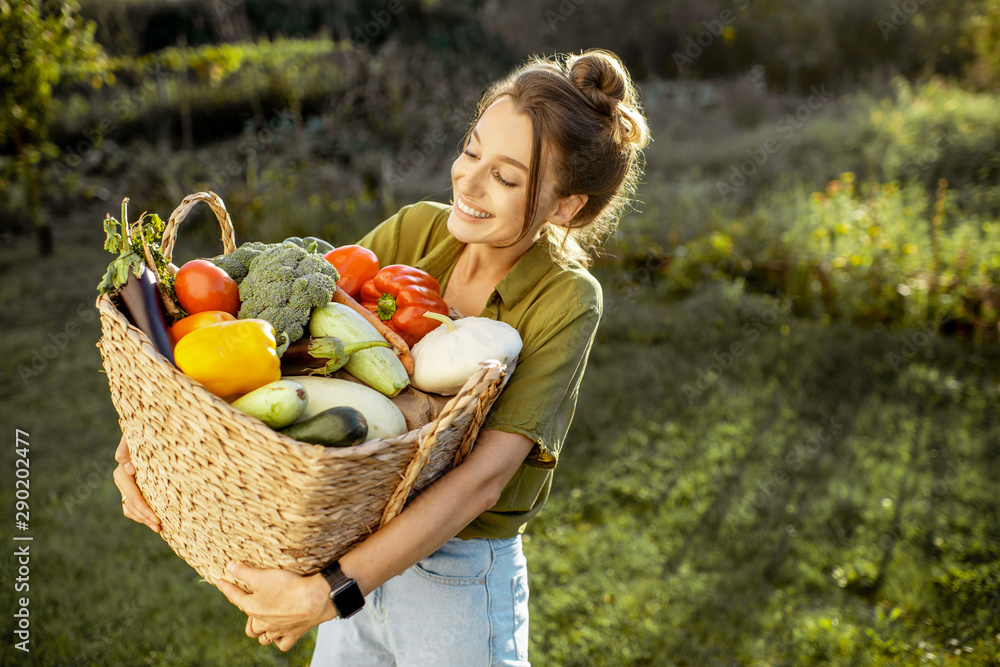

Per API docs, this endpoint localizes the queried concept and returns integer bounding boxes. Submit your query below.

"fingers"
[112,451,161,532]
[115,435,137,475]
[114,435,131,465]
[113,466,159,530]
[275,631,303,651]
[245,616,261,638]
[216,577,254,616]
[246,616,280,647]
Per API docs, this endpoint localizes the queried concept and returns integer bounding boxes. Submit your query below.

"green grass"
[3,38,1000,665]
[0,209,315,666]
[529,277,1000,666]
[1,209,998,665]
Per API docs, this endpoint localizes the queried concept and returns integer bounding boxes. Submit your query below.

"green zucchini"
[280,406,368,447]
[282,375,408,440]
[309,303,410,398]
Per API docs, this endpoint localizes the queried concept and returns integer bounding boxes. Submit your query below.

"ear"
[548,194,588,227]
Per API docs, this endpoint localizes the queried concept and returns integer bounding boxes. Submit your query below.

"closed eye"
[495,172,516,188]
[463,150,518,188]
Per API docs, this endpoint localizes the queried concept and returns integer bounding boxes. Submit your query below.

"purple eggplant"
[118,266,176,365]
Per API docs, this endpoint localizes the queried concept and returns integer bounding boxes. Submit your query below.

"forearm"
[315,429,534,609]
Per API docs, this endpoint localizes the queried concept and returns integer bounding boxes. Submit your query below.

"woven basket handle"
[161,191,237,262]
[378,361,508,528]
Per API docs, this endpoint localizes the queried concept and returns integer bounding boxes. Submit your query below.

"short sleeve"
[482,277,602,469]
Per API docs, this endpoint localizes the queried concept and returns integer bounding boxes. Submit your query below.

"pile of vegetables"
[98,199,523,450]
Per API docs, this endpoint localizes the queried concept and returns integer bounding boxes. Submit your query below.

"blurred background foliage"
[1,0,999,665]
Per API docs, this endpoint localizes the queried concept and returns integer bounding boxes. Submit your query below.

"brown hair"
[463,49,650,267]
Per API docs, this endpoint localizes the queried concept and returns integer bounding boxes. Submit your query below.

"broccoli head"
[236,242,340,343]
[211,241,268,284]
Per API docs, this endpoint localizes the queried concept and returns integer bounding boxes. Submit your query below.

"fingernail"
[124,463,135,475]
[227,562,236,573]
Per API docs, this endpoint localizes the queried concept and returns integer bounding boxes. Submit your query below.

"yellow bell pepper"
[174,318,281,398]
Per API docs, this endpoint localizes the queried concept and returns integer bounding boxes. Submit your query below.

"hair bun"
[567,50,650,149]
[568,51,628,116]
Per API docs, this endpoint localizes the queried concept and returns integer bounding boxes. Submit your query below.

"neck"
[457,230,541,286]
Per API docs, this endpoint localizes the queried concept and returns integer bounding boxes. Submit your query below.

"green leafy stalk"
[96,198,176,305]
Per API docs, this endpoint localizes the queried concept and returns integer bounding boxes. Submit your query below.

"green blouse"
[357,201,602,539]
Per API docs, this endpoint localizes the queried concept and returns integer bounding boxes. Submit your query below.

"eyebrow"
[472,129,529,173]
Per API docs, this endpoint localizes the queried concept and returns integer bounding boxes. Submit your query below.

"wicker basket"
[96,192,510,585]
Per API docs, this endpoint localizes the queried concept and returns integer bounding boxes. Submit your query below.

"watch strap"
[320,560,365,619]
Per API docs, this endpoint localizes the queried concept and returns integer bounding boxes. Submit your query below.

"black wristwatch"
[319,560,365,619]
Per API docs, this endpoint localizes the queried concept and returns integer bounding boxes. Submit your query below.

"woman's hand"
[113,435,161,532]
[216,562,336,652]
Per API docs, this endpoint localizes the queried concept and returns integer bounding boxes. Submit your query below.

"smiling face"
[448,96,560,251]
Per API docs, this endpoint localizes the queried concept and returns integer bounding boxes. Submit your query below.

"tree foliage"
[1,0,109,253]
[1,0,109,154]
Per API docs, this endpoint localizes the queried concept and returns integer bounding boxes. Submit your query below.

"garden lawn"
[1,215,998,666]
[529,275,1000,666]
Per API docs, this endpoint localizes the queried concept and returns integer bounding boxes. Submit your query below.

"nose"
[452,154,487,198]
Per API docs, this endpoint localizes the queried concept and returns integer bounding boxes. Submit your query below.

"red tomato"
[170,310,236,344]
[324,245,380,298]
[174,259,241,316]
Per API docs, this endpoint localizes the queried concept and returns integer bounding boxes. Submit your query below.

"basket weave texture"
[96,192,509,585]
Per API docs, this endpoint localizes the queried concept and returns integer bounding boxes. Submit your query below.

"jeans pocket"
[412,561,486,586]
[411,538,492,585]
[511,571,529,661]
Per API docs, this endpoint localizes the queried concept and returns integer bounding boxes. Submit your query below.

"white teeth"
[457,200,493,219]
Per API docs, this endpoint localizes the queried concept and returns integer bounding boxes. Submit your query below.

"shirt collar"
[494,239,555,307]
[417,233,556,309]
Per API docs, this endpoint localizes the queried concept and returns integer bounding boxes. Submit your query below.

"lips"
[455,197,494,219]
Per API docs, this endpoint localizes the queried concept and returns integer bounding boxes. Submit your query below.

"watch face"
[332,580,365,619]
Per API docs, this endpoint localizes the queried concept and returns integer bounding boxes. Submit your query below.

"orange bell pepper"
[359,265,450,348]
[170,310,236,343]
[173,318,281,398]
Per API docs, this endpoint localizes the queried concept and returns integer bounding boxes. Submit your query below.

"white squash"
[410,313,522,395]
[281,375,408,440]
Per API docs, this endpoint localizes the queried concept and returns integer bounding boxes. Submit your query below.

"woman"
[114,48,649,665]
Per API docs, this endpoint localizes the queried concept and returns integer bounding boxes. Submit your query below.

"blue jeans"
[311,535,530,666]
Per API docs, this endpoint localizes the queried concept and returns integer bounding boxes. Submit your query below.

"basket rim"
[96,292,497,459]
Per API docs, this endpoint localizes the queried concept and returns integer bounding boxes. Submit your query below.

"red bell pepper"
[359,265,450,348]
